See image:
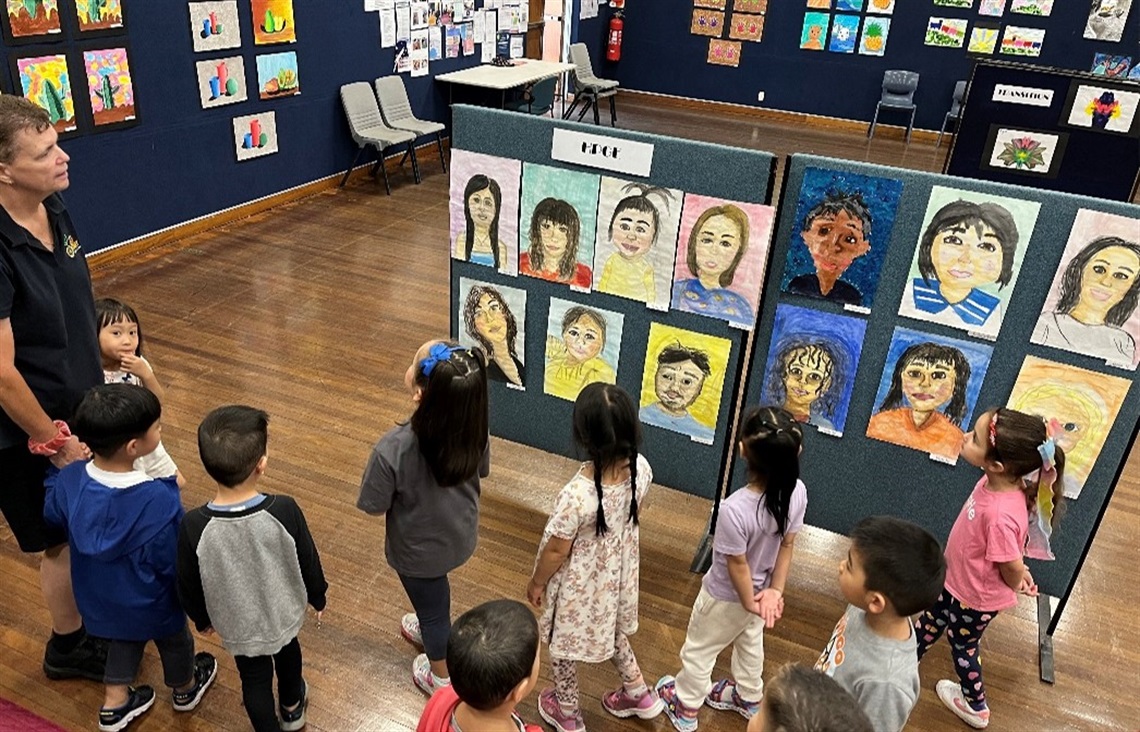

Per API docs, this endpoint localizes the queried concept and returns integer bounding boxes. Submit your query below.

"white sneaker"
[400,613,423,647]
[936,679,990,729]
[412,653,450,696]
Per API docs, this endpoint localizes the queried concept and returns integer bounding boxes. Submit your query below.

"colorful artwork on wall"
[82,47,136,130]
[458,277,528,388]
[639,322,732,444]
[252,0,296,44]
[1083,0,1131,41]
[828,14,859,52]
[449,150,522,275]
[925,17,968,48]
[14,53,76,135]
[75,0,124,33]
[233,111,279,161]
[865,0,895,13]
[1063,83,1140,135]
[256,51,300,99]
[694,0,727,7]
[1009,0,1053,14]
[188,0,241,52]
[734,0,767,11]
[858,17,890,55]
[691,7,725,36]
[999,25,1044,56]
[835,0,863,11]
[519,163,601,289]
[195,56,247,108]
[707,38,743,65]
[544,297,624,402]
[728,13,764,41]
[800,12,829,49]
[806,0,831,8]
[933,0,973,6]
[984,127,1065,176]
[2,0,61,43]
[967,25,1000,54]
[978,0,1005,15]
[1091,53,1133,77]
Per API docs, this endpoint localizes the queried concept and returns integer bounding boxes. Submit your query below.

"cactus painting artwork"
[251,0,296,45]
[15,54,76,134]
[189,1,241,52]
[233,112,279,161]
[75,0,123,32]
[3,0,61,40]
[82,47,135,127]
[196,56,248,108]
[256,51,300,99]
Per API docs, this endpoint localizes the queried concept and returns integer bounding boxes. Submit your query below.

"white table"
[435,59,577,108]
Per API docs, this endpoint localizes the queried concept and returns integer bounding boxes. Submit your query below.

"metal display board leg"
[1037,594,1055,684]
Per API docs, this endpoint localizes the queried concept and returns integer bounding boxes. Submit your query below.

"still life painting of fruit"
[252,0,295,44]
[257,51,300,99]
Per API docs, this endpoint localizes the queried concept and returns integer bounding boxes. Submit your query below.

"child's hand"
[526,578,545,608]
[756,588,784,628]
[119,354,154,380]
[1019,570,1038,597]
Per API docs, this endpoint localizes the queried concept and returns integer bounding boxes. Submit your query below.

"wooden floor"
[1,96,1136,732]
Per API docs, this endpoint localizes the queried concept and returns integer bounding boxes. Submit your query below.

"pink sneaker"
[400,613,423,647]
[602,686,664,719]
[936,679,990,729]
[538,687,585,732]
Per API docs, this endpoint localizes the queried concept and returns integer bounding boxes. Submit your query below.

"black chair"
[868,70,919,143]
[937,80,967,148]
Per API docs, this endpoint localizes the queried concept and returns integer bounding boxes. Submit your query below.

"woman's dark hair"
[560,306,607,352]
[463,175,502,268]
[73,383,161,459]
[572,383,641,537]
[737,406,803,536]
[607,184,675,245]
[986,407,1067,529]
[463,285,518,361]
[410,341,490,486]
[801,189,874,241]
[528,198,581,281]
[878,342,971,426]
[917,200,1019,289]
[95,297,143,356]
[1055,236,1140,327]
[686,204,751,287]
[764,337,845,420]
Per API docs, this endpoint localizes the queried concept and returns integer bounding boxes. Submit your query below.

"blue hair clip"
[420,343,461,377]
[1037,436,1055,470]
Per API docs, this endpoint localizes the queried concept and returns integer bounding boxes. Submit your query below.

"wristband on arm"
[28,420,71,456]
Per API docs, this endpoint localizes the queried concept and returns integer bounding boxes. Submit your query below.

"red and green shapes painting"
[83,48,135,127]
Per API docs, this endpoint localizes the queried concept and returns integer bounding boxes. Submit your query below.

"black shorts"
[0,445,66,553]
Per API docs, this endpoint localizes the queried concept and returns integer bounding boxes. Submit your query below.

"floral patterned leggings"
[552,632,643,711]
[915,589,999,710]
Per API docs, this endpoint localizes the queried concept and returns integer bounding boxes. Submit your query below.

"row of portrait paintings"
[458,278,733,444]
[758,303,1130,497]
[449,150,775,330]
[778,167,1140,367]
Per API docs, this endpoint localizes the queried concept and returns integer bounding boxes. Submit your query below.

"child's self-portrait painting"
[671,194,774,329]
[1031,208,1140,367]
[866,327,993,461]
[458,278,527,388]
[544,297,623,402]
[1009,355,1130,499]
[449,150,521,275]
[519,163,601,289]
[638,322,732,444]
[781,167,904,308]
[898,186,1040,339]
[592,177,683,310]
[761,304,868,434]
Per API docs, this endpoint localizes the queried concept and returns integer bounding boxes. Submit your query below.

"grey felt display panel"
[449,106,776,496]
[729,153,1140,599]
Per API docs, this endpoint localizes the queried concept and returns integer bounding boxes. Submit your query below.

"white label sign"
[551,128,654,177]
[991,84,1054,107]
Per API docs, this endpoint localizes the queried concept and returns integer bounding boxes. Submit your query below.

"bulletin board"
[945,61,1140,202]
[449,105,777,497]
[729,153,1140,606]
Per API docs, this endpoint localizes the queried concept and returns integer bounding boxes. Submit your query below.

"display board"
[730,153,1140,602]
[946,61,1140,201]
[449,105,777,496]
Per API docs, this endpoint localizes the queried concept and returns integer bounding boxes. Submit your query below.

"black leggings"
[104,624,194,688]
[399,574,451,662]
[234,637,304,732]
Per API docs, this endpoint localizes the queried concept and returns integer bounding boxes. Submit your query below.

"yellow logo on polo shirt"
[64,235,80,258]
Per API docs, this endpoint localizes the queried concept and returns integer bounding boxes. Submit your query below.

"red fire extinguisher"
[607,12,623,62]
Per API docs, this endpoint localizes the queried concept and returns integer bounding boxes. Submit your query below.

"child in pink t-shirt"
[916,408,1066,730]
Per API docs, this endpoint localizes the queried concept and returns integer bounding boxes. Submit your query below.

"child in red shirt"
[417,600,542,732]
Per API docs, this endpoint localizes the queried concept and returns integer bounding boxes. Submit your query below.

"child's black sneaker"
[172,652,218,712]
[98,685,155,732]
[280,680,308,731]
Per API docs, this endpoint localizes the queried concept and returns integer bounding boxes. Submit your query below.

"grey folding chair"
[339,82,418,195]
[375,75,447,173]
[937,80,967,148]
[564,43,619,126]
[868,70,919,144]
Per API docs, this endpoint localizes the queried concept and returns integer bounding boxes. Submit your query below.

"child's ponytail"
[987,408,1067,529]
[410,341,490,486]
[738,406,803,536]
[573,383,641,537]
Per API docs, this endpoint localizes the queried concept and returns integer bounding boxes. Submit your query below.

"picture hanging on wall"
[672,193,775,330]
[449,149,522,275]
[806,0,831,8]
[925,17,968,48]
[781,166,904,309]
[858,17,890,55]
[195,55,247,109]
[691,8,725,36]
[982,126,1067,177]
[1083,0,1131,41]
[866,326,994,462]
[1061,82,1140,135]
[897,185,1041,340]
[12,53,77,136]
[188,1,241,52]
[933,0,973,7]
[2,0,62,45]
[728,13,764,41]
[734,0,767,11]
[694,0,727,8]
[761,304,868,435]
[639,322,732,444]
[232,111,279,161]
[978,0,1005,16]
[458,277,528,388]
[1008,355,1131,499]
[75,0,125,35]
[835,0,863,11]
[967,25,1000,54]
[999,25,1044,56]
[252,0,296,45]
[707,38,742,66]
[1132,63,1140,81]
[81,46,137,131]
[865,0,895,14]
[1091,53,1132,78]
[519,163,601,290]
[1009,0,1053,14]
[828,14,859,52]
[1031,208,1140,367]
[544,297,624,402]
[800,12,829,50]
[256,51,300,99]
[592,178,683,311]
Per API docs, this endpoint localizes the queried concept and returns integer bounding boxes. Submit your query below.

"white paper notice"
[380,9,397,47]
[410,28,429,76]
[429,25,442,60]
[395,1,412,41]
[474,9,485,41]
[518,2,528,30]
[509,34,524,58]
[481,34,493,61]
[581,0,599,18]
[484,8,498,42]
[365,0,382,11]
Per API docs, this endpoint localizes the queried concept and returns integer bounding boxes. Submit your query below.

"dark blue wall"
[604,1,1140,131]
[1,1,483,253]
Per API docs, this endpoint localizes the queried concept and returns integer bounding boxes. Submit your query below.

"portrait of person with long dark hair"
[449,150,521,275]
[459,280,527,388]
